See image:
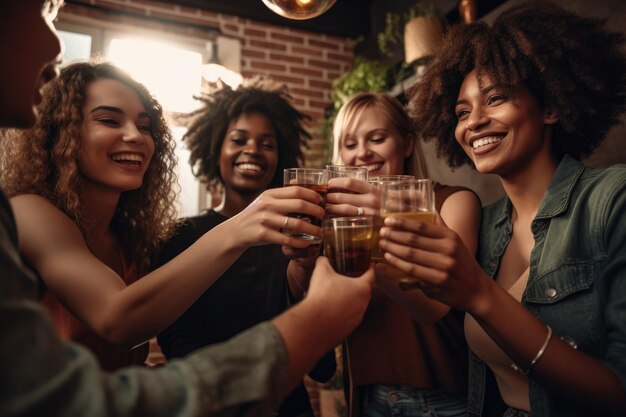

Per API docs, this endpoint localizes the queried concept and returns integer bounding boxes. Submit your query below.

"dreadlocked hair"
[407,0,626,168]
[0,61,178,274]
[183,76,311,190]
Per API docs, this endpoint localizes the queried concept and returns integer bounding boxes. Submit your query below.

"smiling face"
[218,112,278,198]
[454,69,557,178]
[339,105,412,177]
[78,78,155,193]
[0,2,62,128]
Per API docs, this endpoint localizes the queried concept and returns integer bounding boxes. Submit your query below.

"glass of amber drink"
[368,175,415,263]
[380,179,436,283]
[283,168,328,244]
[323,216,373,277]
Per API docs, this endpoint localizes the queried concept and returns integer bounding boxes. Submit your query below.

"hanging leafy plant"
[330,57,390,111]
[318,57,391,162]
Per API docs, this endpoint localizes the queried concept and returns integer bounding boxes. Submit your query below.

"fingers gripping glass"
[283,168,328,244]
[380,179,436,283]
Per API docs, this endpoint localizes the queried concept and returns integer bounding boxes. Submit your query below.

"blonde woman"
[288,92,481,417]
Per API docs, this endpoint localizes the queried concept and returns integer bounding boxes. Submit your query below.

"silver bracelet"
[510,325,553,376]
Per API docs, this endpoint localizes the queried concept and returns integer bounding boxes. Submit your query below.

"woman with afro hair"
[378,1,626,416]
[154,77,335,417]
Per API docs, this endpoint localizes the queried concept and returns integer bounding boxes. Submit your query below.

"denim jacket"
[469,156,626,417]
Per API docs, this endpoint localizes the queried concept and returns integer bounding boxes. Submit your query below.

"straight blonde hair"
[331,92,427,178]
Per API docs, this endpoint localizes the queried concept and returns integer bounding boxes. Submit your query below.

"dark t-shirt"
[155,209,334,417]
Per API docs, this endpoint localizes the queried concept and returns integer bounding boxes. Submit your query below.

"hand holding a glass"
[325,165,379,218]
[230,182,325,250]
[378,179,483,307]
[283,168,328,244]
[378,179,436,283]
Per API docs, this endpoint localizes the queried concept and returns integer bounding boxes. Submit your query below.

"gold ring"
[283,216,289,229]
[356,207,365,216]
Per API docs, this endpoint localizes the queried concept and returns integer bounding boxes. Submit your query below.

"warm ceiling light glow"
[108,38,202,113]
[201,42,243,88]
[262,0,337,20]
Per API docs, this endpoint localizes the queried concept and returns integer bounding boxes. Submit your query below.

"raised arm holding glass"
[0,3,375,416]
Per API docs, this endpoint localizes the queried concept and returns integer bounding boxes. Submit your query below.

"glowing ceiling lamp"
[261,0,337,20]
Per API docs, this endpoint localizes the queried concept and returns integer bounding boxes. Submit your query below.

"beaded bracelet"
[510,325,553,376]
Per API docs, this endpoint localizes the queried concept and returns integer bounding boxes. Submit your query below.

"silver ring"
[356,207,365,216]
[283,216,289,230]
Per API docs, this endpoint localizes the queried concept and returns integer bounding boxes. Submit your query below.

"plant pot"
[403,16,445,64]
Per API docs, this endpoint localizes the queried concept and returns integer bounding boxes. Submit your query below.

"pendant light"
[201,41,243,88]
[261,0,337,20]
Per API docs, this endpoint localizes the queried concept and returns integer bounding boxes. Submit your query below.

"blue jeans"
[360,384,467,417]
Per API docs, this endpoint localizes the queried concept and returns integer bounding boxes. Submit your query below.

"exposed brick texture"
[61,0,354,167]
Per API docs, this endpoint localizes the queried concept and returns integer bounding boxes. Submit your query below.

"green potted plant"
[318,56,391,162]
[377,1,447,65]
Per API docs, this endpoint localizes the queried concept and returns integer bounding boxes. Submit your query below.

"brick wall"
[60,0,355,167]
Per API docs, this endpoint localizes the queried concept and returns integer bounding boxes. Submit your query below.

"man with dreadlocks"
[376,1,626,416]
[154,77,334,417]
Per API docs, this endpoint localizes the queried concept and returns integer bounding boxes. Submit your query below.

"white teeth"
[472,136,503,149]
[112,153,143,162]
[361,163,382,172]
[238,163,262,172]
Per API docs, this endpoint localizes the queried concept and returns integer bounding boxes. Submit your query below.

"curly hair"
[332,92,428,178]
[407,0,626,168]
[183,77,311,190]
[0,61,178,273]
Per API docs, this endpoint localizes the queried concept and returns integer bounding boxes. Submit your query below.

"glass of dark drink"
[283,168,328,244]
[322,216,373,277]
[326,164,368,194]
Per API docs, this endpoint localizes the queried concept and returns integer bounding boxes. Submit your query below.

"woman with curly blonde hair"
[0,61,327,371]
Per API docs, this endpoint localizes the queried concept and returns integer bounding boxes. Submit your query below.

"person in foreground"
[0,2,374,416]
[380,1,626,416]
[155,78,334,417]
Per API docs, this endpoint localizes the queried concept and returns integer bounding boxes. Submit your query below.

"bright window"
[107,38,203,114]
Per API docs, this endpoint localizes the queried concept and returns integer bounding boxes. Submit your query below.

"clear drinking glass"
[326,165,368,180]
[380,179,436,283]
[323,216,373,277]
[283,168,328,244]
[367,175,415,187]
[368,175,416,262]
